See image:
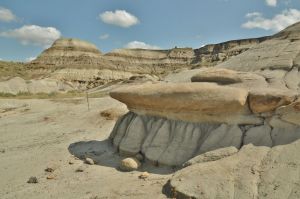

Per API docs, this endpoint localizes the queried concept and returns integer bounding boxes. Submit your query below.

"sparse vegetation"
[100,108,126,120]
[0,61,51,80]
[0,61,27,80]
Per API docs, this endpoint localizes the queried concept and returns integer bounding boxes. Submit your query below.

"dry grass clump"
[100,108,127,120]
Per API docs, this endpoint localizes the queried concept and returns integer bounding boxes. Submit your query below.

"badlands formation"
[0,31,268,94]
[1,22,300,199]
[109,22,300,198]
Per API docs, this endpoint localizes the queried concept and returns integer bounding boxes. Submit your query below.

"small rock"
[119,157,141,172]
[27,176,38,183]
[76,165,86,172]
[46,174,56,180]
[0,149,5,153]
[45,167,55,173]
[135,153,144,161]
[69,160,75,165]
[85,158,95,165]
[139,172,150,180]
[74,157,80,160]
[45,164,58,172]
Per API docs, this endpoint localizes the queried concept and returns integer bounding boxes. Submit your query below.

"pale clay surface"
[0,97,171,199]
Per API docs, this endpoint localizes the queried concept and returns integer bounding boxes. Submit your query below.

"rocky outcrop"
[168,142,300,199]
[193,36,269,67]
[218,22,300,71]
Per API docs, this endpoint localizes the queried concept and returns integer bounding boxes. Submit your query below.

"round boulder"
[119,157,141,171]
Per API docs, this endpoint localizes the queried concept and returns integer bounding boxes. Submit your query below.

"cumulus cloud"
[266,0,277,7]
[25,56,36,62]
[100,10,139,28]
[0,25,61,47]
[99,34,109,40]
[0,7,17,22]
[124,41,160,49]
[242,9,300,32]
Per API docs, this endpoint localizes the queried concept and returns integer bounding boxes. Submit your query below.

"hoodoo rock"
[109,62,300,167]
[107,22,300,198]
[109,79,300,167]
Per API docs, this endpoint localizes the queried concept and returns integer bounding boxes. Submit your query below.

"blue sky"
[0,0,300,61]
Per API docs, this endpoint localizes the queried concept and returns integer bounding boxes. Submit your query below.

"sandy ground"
[0,97,171,199]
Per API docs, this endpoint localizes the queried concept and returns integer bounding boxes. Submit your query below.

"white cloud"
[266,0,277,7]
[242,9,300,32]
[100,10,139,28]
[99,34,109,40]
[0,25,61,48]
[0,7,17,22]
[0,58,2,60]
[124,41,160,49]
[25,56,36,62]
[246,12,262,18]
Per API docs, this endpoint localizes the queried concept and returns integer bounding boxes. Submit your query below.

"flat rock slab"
[191,68,265,85]
[110,82,248,113]
[110,82,261,124]
[191,68,243,84]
